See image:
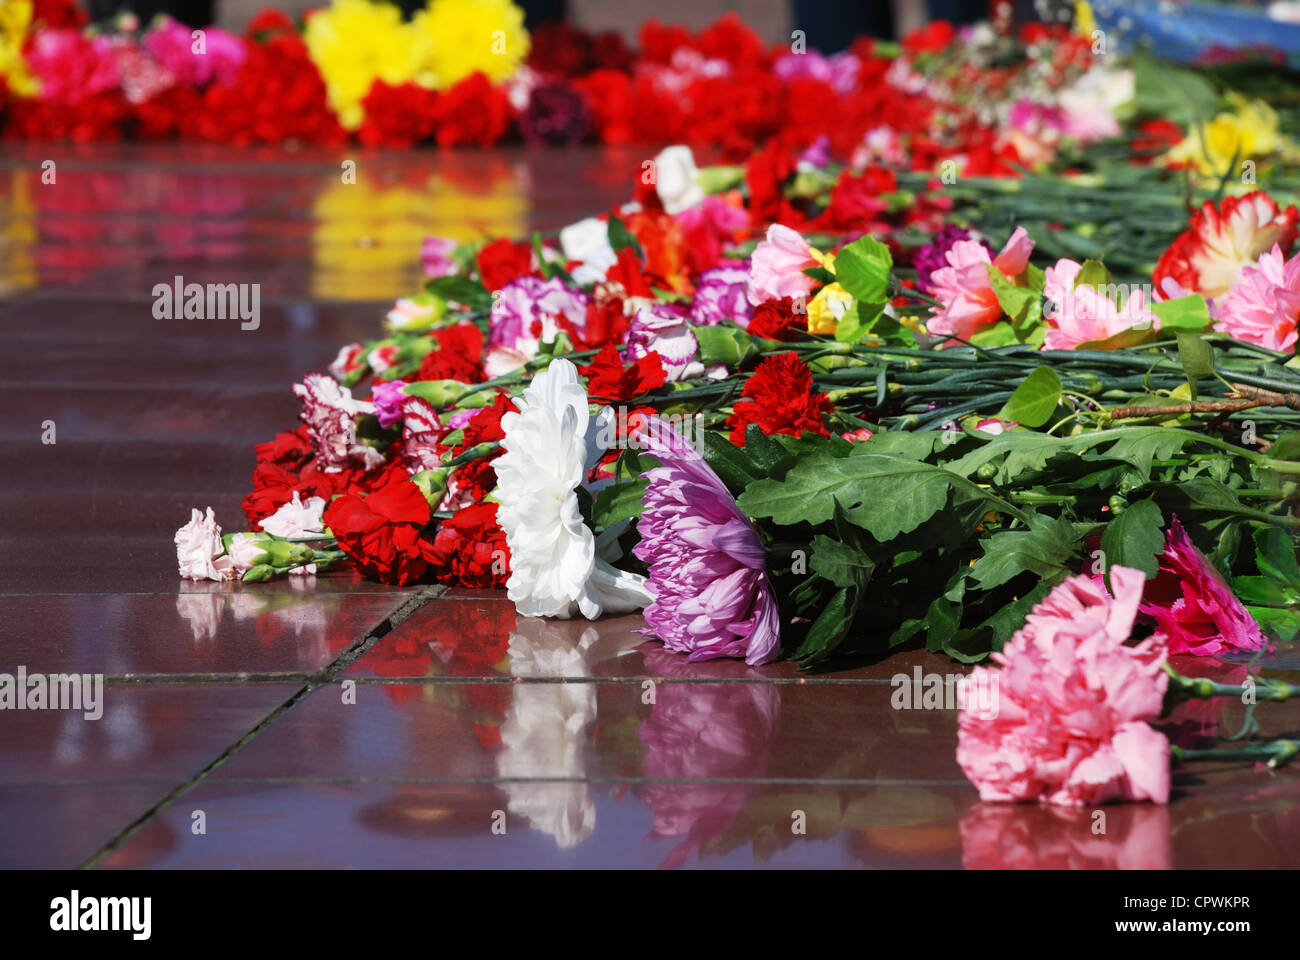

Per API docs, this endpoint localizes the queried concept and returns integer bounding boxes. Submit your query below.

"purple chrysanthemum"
[914,226,993,295]
[633,417,780,665]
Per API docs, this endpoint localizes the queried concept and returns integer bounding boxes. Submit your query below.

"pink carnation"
[144,17,247,87]
[1213,244,1300,353]
[926,227,1034,342]
[1133,516,1267,657]
[957,566,1171,806]
[746,224,819,306]
[1042,258,1157,349]
[292,372,385,473]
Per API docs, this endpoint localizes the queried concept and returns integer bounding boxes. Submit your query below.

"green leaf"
[425,275,492,312]
[1074,259,1110,290]
[1254,526,1300,586]
[1100,498,1165,581]
[834,235,892,304]
[969,515,1080,589]
[1077,325,1158,351]
[995,366,1062,428]
[607,215,642,257]
[1152,294,1212,334]
[791,587,856,662]
[693,324,761,366]
[809,534,874,589]
[985,264,1041,331]
[1176,333,1215,400]
[590,479,648,531]
[834,300,885,344]
[698,430,762,493]
[969,320,1020,348]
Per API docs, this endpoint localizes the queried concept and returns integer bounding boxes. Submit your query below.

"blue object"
[1090,1,1300,63]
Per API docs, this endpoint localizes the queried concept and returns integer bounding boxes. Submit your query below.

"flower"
[411,0,529,90]
[416,323,485,383]
[746,224,820,306]
[578,343,666,403]
[633,416,780,665]
[727,352,833,445]
[323,475,438,585]
[1165,95,1282,177]
[956,566,1171,806]
[370,379,408,429]
[303,0,420,130]
[226,532,269,574]
[1135,516,1267,657]
[145,16,246,87]
[558,216,617,286]
[260,491,328,539]
[386,294,445,332]
[175,507,233,581]
[357,80,438,147]
[652,144,703,215]
[430,70,512,146]
[926,227,1034,342]
[1214,244,1300,352]
[520,78,592,145]
[494,357,651,619]
[476,237,536,292]
[690,264,752,327]
[487,275,589,375]
[428,501,510,588]
[1153,192,1299,303]
[745,297,806,341]
[421,236,458,278]
[1041,258,1157,349]
[293,372,386,472]
[913,226,990,295]
[625,304,702,382]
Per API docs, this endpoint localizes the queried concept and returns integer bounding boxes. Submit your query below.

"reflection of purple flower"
[626,304,701,381]
[521,80,593,146]
[638,647,780,868]
[371,379,407,430]
[914,226,992,295]
[633,416,780,665]
[690,264,752,327]
[421,236,457,278]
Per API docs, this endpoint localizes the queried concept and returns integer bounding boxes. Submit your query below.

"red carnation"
[578,344,666,402]
[456,391,518,453]
[819,165,896,232]
[727,352,834,445]
[747,298,806,342]
[323,476,438,586]
[416,323,485,383]
[433,72,511,147]
[429,502,510,588]
[359,81,438,148]
[476,238,535,291]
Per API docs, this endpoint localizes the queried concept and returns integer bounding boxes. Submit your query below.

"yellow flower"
[1073,1,1096,39]
[303,0,421,130]
[1165,95,1284,177]
[807,283,853,335]
[0,0,38,98]
[411,0,529,90]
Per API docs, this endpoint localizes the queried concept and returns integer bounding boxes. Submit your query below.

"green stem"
[1171,740,1300,769]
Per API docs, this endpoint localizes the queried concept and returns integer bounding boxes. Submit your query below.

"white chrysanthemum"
[494,358,650,620]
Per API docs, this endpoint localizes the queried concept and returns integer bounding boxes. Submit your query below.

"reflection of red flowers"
[578,344,666,402]
[476,237,535,291]
[727,352,833,445]
[747,297,806,341]
[429,502,510,588]
[324,477,438,585]
[359,81,438,148]
[416,323,485,383]
[433,72,511,147]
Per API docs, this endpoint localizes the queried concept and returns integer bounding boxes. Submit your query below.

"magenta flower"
[420,236,458,279]
[370,379,407,430]
[1137,516,1267,657]
[633,417,780,665]
[957,566,1171,806]
[1214,244,1300,353]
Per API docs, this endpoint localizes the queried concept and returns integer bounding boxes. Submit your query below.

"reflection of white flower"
[174,507,233,581]
[497,620,599,848]
[653,145,703,215]
[495,358,651,620]
[175,592,225,642]
[560,217,618,285]
[260,491,327,539]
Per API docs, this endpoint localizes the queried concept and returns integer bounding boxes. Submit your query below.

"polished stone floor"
[1,144,1297,869]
